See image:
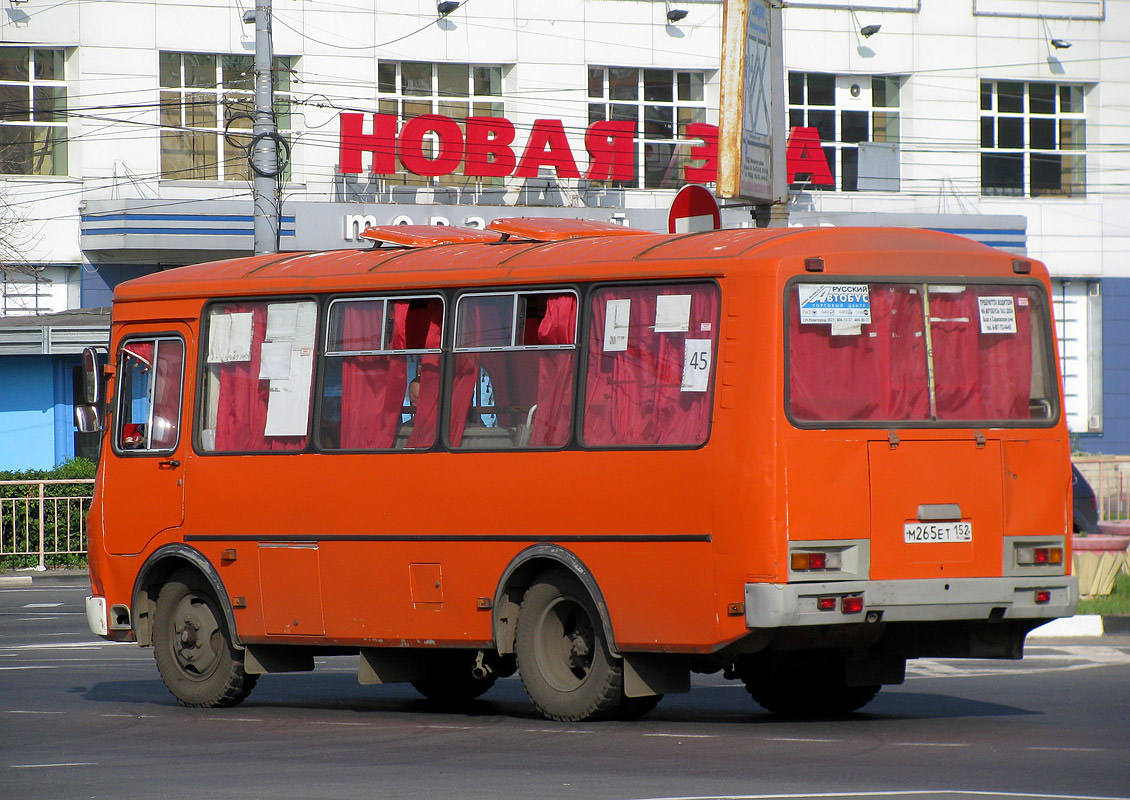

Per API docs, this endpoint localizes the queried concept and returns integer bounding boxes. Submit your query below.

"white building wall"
[0,0,1126,291]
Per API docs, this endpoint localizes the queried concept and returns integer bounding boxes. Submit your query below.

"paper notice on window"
[604,299,630,352]
[264,348,313,437]
[258,340,293,380]
[207,312,253,363]
[655,294,692,333]
[978,296,1017,334]
[681,339,711,392]
[266,303,299,340]
[798,284,871,325]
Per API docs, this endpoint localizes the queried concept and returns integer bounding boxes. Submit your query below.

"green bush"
[1,458,96,570]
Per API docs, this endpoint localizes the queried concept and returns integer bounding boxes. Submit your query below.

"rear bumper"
[745,575,1078,629]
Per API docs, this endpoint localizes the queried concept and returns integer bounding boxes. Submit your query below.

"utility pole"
[248,0,279,254]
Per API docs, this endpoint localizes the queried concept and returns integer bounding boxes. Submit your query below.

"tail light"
[791,551,843,571]
[1016,546,1064,566]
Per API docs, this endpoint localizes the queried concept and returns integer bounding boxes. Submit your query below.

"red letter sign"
[398,115,464,177]
[583,120,636,181]
[785,126,834,186]
[515,119,581,179]
[339,112,396,174]
[683,123,718,184]
[464,117,517,177]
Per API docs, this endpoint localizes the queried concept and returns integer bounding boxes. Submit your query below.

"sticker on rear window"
[798,284,871,325]
[978,296,1017,334]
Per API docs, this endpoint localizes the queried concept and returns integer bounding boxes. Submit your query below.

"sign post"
[717,0,788,226]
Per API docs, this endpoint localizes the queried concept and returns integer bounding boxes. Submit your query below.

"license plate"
[904,521,972,543]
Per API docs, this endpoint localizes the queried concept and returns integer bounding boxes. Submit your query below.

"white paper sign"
[266,304,299,339]
[258,341,293,380]
[655,294,692,333]
[207,312,253,363]
[978,296,1017,334]
[603,299,631,352]
[681,339,712,392]
[264,348,313,437]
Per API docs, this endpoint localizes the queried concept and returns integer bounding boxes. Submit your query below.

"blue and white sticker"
[798,284,871,325]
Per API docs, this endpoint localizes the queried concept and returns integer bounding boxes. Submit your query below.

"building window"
[587,67,709,190]
[1053,278,1102,434]
[0,48,67,176]
[980,80,1086,197]
[159,52,294,181]
[376,61,505,188]
[787,72,901,192]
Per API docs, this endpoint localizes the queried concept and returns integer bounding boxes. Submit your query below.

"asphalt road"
[2,575,1129,800]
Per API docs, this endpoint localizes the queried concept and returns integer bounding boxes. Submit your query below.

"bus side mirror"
[76,346,105,433]
[82,347,103,405]
[75,404,101,434]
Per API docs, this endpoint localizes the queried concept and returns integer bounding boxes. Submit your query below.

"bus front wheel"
[152,571,257,708]
[515,570,622,722]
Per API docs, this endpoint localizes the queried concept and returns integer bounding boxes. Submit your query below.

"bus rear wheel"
[515,570,622,722]
[152,571,257,708]
[737,652,880,717]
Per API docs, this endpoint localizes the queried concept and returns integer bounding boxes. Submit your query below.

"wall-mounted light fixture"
[860,23,881,38]
[665,2,688,23]
[436,0,460,15]
[1051,37,1072,49]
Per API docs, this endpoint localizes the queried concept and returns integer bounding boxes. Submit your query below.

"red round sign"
[668,184,721,234]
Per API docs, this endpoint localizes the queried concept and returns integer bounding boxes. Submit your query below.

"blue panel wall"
[1077,276,1130,456]
[0,355,80,471]
[0,356,57,471]
[81,264,157,308]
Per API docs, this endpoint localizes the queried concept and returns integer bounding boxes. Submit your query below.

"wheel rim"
[533,595,596,692]
[169,593,223,682]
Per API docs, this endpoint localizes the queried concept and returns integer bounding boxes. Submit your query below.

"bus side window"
[321,296,444,451]
[200,300,317,452]
[450,290,577,449]
[582,282,719,447]
[115,338,184,453]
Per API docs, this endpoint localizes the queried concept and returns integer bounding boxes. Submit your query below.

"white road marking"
[4,710,66,714]
[622,791,1130,800]
[21,603,63,609]
[767,737,840,743]
[10,762,97,769]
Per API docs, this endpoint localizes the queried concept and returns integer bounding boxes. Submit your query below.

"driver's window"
[115,337,184,453]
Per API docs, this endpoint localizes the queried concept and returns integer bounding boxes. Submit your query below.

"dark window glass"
[1029,83,1056,114]
[998,81,1024,113]
[807,73,834,106]
[998,116,1024,149]
[842,110,869,143]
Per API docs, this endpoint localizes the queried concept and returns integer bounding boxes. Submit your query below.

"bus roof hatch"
[487,217,652,242]
[359,225,503,248]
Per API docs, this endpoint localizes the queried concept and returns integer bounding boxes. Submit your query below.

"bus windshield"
[787,281,1058,425]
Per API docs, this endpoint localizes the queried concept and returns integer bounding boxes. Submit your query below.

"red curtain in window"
[449,300,508,447]
[529,294,577,447]
[151,341,184,448]
[584,284,718,446]
[405,301,443,449]
[213,305,307,452]
[931,288,1033,420]
[339,302,407,449]
[788,286,928,422]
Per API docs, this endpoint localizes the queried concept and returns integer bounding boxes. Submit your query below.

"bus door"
[104,327,191,556]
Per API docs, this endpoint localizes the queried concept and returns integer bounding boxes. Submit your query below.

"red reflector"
[809,552,827,570]
[1034,548,1049,564]
[817,597,837,611]
[804,257,825,272]
[841,596,864,614]
[1035,590,1052,604]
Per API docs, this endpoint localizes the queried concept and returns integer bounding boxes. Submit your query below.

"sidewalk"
[0,568,89,587]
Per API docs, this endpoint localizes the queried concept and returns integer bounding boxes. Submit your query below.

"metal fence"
[1073,456,1130,523]
[0,479,94,570]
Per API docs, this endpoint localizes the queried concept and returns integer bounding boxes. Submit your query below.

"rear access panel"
[868,439,1003,580]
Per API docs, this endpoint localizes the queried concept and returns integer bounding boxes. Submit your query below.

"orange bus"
[81,217,1077,721]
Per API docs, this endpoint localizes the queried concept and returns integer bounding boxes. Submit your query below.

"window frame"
[0,46,68,177]
[979,79,1087,198]
[112,334,186,457]
[158,51,295,182]
[783,275,1061,430]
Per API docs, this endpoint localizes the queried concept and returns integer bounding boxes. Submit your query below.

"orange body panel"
[86,225,1072,658]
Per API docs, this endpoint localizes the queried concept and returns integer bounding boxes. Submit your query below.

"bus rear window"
[787,281,1057,425]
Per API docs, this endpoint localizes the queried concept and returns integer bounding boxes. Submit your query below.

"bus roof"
[112,224,1036,305]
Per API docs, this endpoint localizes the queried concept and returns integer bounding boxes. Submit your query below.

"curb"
[0,569,88,588]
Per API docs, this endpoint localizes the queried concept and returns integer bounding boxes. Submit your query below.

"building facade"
[1,0,1127,469]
